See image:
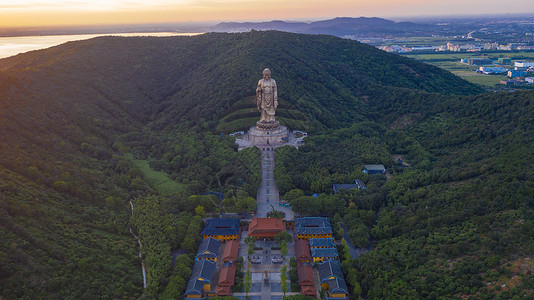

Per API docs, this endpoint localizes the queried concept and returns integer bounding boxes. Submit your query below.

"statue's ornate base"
[255,120,280,131]
[247,122,288,146]
[233,122,306,151]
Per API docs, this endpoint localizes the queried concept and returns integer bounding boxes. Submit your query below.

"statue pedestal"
[247,122,289,146]
[234,124,306,151]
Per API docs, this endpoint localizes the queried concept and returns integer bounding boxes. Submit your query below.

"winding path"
[129,201,147,289]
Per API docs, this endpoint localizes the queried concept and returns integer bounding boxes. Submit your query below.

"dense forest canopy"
[0,31,531,299]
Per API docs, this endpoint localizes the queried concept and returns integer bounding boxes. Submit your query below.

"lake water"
[0,32,202,59]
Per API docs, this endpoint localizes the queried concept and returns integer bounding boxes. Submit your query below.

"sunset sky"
[1,0,533,28]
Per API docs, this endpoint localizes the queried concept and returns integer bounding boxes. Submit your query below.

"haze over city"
[2,0,534,28]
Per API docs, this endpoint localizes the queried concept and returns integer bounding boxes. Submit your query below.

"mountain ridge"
[210,17,437,36]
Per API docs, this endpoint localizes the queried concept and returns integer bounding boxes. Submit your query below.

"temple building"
[185,260,216,298]
[295,238,312,263]
[309,237,336,249]
[202,218,240,241]
[248,218,285,239]
[195,237,221,262]
[216,262,237,296]
[295,217,333,239]
[318,260,348,299]
[297,261,316,296]
[222,239,239,263]
[311,247,339,263]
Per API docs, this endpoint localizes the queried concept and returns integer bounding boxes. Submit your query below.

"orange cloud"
[0,0,532,28]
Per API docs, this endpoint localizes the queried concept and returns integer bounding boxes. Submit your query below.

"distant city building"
[516,46,534,50]
[379,45,411,53]
[497,58,512,65]
[446,42,462,52]
[465,58,493,66]
[515,61,534,68]
[411,46,439,51]
[484,42,499,50]
[525,77,534,84]
[500,79,523,85]
[508,70,527,78]
[479,67,508,74]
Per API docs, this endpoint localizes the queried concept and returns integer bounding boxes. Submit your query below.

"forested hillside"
[1,31,530,299]
[275,91,534,299]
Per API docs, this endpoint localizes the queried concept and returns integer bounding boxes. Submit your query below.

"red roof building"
[217,265,236,287]
[248,218,285,239]
[295,239,312,263]
[215,286,231,296]
[301,285,316,296]
[222,239,239,262]
[298,264,314,286]
[216,263,237,296]
[298,262,316,296]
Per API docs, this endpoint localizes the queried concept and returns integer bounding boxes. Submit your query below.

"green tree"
[349,223,370,249]
[182,236,197,253]
[244,236,256,255]
[274,231,293,244]
[281,264,288,296]
[245,262,252,299]
[284,189,305,201]
[160,275,187,300]
[281,240,288,257]
[341,238,351,262]
[195,205,206,217]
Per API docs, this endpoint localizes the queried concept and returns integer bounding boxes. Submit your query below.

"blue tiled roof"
[333,184,359,193]
[195,237,221,259]
[318,260,343,282]
[309,238,336,248]
[191,259,216,282]
[311,248,338,259]
[185,260,216,295]
[296,227,333,235]
[295,217,332,235]
[185,279,205,296]
[202,218,240,236]
[355,179,366,189]
[364,164,385,171]
[296,217,331,228]
[327,277,349,295]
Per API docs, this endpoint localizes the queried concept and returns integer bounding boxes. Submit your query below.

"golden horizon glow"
[1,0,533,28]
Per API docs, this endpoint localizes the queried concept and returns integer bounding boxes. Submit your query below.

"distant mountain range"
[209,17,437,37]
